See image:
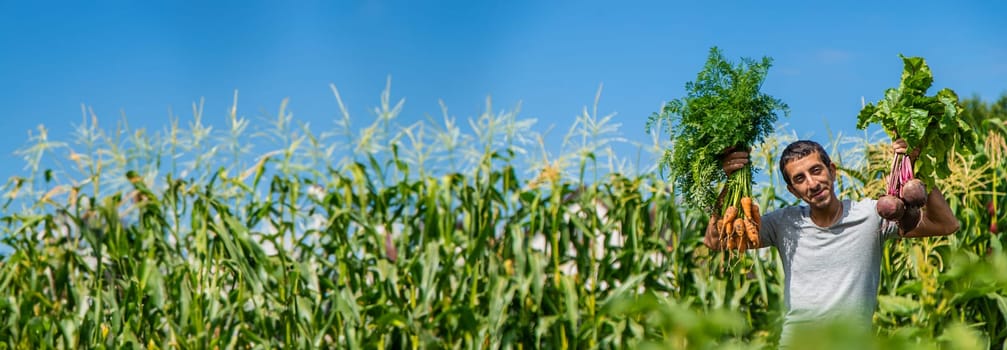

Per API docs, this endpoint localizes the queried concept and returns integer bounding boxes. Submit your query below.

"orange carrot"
[734,233,746,251]
[751,201,762,229]
[723,215,735,236]
[733,218,746,251]
[741,196,754,220]
[721,205,738,230]
[744,218,759,247]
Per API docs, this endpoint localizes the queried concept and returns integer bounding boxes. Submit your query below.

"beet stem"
[894,153,902,197]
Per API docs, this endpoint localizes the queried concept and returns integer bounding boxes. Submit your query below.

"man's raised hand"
[721,147,750,177]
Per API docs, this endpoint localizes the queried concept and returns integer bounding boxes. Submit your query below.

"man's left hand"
[893,139,920,162]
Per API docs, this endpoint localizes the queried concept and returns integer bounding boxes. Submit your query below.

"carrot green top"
[646,46,789,211]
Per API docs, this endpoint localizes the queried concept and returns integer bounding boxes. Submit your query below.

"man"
[703,139,959,345]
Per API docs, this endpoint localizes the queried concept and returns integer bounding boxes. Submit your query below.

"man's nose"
[806,175,821,189]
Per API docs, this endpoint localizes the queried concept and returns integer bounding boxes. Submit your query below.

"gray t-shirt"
[759,198,897,340]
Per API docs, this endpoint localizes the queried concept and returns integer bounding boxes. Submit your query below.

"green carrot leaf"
[647,46,788,211]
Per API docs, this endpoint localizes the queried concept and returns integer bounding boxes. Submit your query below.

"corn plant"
[1,88,1004,349]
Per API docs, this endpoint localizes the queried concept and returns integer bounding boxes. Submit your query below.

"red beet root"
[900,179,927,207]
[899,206,922,232]
[877,195,906,221]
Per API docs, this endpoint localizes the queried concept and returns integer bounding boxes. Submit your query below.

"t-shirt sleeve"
[759,209,780,248]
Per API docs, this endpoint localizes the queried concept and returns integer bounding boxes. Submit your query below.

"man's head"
[779,140,833,186]
[780,140,838,210]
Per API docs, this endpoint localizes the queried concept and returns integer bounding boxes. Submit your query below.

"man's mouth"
[811,189,828,200]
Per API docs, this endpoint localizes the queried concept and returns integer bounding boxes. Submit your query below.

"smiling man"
[704,139,960,346]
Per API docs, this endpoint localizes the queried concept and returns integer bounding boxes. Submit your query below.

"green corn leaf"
[878,294,921,316]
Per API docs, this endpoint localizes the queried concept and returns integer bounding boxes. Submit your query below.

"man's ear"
[787,184,797,197]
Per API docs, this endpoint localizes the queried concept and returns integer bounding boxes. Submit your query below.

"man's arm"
[901,187,960,237]
[703,213,725,250]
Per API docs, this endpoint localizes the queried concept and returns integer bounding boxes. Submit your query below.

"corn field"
[2,85,1006,349]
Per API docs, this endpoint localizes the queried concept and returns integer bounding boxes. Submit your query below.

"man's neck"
[810,198,843,227]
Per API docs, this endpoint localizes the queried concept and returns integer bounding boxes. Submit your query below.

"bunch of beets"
[876,151,927,233]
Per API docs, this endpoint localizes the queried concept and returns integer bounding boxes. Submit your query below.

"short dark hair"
[779,140,833,186]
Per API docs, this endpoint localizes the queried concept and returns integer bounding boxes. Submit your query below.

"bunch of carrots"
[708,163,762,251]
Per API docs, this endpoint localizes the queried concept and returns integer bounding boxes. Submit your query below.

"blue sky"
[2,1,1005,180]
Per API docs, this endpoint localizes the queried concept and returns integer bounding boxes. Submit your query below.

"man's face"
[784,152,837,210]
